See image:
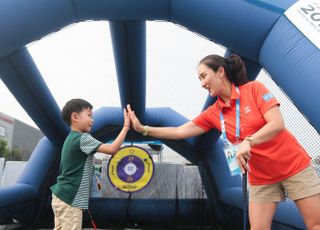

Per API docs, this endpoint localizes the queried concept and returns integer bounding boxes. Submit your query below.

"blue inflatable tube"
[0,0,318,229]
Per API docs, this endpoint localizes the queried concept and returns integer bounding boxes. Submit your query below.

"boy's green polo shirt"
[51,131,102,209]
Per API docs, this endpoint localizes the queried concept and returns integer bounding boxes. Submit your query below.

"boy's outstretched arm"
[97,108,130,155]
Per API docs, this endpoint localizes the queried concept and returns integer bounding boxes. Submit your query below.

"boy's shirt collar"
[71,128,83,134]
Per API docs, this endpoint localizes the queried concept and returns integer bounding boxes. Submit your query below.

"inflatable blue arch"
[0,0,319,229]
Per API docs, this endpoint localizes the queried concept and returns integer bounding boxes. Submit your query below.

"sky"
[0,20,319,162]
[0,21,223,128]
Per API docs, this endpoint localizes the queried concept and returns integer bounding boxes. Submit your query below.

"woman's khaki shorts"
[249,165,320,202]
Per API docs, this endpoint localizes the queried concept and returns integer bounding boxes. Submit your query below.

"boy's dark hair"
[61,99,93,126]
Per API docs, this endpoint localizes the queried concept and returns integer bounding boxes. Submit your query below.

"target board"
[107,146,154,193]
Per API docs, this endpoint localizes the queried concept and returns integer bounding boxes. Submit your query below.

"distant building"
[0,112,43,160]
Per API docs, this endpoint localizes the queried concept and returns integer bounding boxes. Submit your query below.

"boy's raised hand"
[123,108,130,130]
[126,104,143,133]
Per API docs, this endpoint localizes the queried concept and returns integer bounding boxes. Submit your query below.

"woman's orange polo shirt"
[193,81,310,185]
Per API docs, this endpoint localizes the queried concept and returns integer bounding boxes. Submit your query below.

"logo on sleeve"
[262,92,274,102]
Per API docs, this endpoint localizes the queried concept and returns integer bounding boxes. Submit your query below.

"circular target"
[107,146,154,193]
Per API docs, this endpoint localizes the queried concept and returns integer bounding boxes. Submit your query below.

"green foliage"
[8,148,23,161]
[0,139,23,161]
[0,139,9,158]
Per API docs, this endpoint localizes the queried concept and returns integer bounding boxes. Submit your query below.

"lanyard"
[220,87,240,145]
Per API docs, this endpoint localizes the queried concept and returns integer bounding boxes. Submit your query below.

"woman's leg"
[249,182,283,230]
[295,194,320,230]
[249,202,277,230]
[283,165,320,230]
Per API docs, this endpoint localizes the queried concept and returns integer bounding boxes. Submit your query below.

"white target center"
[124,163,137,175]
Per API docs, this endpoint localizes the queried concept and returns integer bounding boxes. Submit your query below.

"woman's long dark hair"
[199,54,249,86]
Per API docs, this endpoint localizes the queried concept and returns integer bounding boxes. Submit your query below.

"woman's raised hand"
[126,104,144,133]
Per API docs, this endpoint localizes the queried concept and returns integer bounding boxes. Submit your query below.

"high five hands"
[126,104,144,134]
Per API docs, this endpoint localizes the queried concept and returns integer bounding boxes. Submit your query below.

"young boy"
[51,98,130,230]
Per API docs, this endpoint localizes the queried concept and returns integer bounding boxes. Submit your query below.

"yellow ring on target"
[108,146,154,193]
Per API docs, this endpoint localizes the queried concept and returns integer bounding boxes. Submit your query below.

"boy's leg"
[68,207,82,230]
[51,194,82,230]
[51,194,62,230]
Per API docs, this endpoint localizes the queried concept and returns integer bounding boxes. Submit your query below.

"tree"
[0,139,23,161]
[8,148,23,161]
[0,139,9,158]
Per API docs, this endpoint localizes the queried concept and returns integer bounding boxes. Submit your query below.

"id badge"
[223,144,241,176]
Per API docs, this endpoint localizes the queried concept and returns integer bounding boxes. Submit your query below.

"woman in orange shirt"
[127,54,320,229]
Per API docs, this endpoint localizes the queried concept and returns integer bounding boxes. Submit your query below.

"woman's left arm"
[237,105,284,173]
[247,105,284,145]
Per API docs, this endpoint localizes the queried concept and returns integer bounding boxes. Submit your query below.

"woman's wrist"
[142,125,149,136]
[244,135,255,147]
